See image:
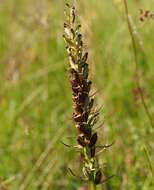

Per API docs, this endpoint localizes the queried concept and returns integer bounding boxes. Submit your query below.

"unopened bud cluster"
[139,9,154,22]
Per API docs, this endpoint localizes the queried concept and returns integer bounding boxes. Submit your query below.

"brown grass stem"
[123,0,154,129]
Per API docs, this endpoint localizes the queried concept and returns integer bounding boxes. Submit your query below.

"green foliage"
[0,0,154,189]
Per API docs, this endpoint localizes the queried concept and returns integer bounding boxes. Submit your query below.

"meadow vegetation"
[0,0,154,189]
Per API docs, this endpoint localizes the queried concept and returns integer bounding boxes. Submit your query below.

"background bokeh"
[0,0,154,189]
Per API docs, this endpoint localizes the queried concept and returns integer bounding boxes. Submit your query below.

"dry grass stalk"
[123,0,154,129]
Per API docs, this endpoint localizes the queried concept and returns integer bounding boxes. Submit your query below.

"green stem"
[88,181,96,190]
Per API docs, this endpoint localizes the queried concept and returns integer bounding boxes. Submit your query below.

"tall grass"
[0,0,154,189]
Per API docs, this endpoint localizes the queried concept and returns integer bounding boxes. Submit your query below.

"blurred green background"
[0,0,154,189]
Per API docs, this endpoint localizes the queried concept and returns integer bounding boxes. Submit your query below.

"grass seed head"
[63,3,103,186]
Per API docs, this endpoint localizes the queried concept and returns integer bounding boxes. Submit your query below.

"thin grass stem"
[88,181,97,190]
[123,0,154,129]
